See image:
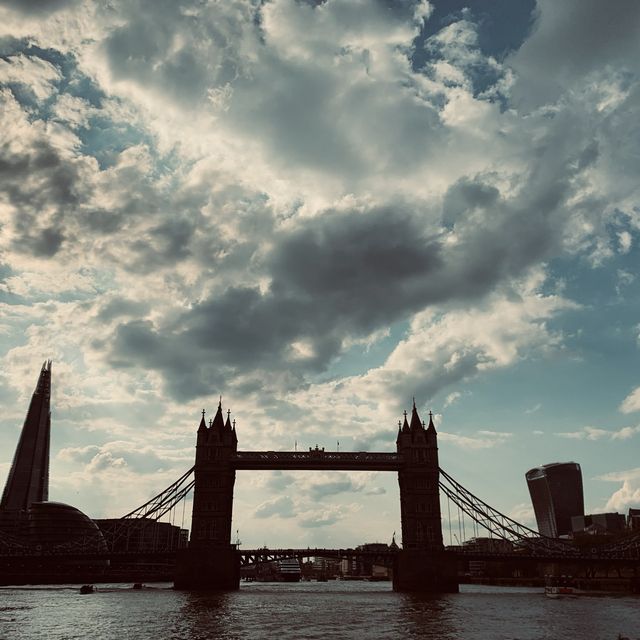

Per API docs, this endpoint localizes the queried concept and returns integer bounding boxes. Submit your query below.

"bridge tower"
[175,401,240,590]
[394,403,458,592]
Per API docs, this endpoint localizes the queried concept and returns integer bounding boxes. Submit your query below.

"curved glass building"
[28,502,107,552]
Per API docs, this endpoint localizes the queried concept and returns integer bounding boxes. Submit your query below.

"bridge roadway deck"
[232,451,402,471]
[239,547,397,565]
[1,547,638,564]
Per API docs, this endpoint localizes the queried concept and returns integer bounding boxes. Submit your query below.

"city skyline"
[1,0,640,549]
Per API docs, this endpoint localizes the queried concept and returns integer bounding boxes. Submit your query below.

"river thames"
[0,581,638,640]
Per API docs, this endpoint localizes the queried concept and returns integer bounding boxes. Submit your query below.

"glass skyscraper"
[525,462,584,538]
[1,361,51,513]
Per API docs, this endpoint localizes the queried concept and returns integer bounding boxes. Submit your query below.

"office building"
[525,462,584,538]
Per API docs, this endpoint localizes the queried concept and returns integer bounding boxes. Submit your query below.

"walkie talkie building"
[526,462,584,538]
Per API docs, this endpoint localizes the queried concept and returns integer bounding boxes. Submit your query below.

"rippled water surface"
[0,582,638,640]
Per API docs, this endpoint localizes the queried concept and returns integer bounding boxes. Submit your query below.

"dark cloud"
[393,346,491,406]
[122,217,198,274]
[263,471,296,492]
[106,206,443,398]
[0,135,82,220]
[442,179,499,229]
[83,209,124,235]
[106,171,573,400]
[102,0,253,106]
[22,226,65,257]
[0,0,78,15]
[306,478,356,500]
[108,321,227,400]
[96,297,151,323]
[0,132,80,258]
[509,0,640,107]
[230,61,368,178]
[269,208,442,328]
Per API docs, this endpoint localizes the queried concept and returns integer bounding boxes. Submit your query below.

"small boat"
[544,575,628,597]
[277,558,302,582]
[545,576,576,598]
[79,585,95,594]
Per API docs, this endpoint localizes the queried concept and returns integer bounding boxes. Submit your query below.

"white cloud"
[620,387,640,414]
[616,269,635,295]
[298,503,360,529]
[598,467,640,512]
[0,54,61,100]
[556,425,640,441]
[508,503,536,528]
[443,391,462,408]
[439,430,512,450]
[618,231,632,254]
[254,495,296,519]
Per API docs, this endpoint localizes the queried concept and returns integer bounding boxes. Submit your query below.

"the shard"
[1,361,51,513]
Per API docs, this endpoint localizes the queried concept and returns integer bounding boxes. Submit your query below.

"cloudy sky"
[1,0,639,548]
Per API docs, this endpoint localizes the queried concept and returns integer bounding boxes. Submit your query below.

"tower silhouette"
[396,403,443,551]
[393,402,456,592]
[175,399,240,589]
[1,361,51,512]
[191,401,237,547]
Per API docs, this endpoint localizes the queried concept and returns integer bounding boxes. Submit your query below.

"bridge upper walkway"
[232,451,402,471]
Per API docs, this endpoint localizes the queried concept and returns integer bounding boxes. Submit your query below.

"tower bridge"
[174,400,454,591]
[2,364,640,590]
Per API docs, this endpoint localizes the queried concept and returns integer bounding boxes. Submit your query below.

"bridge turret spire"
[211,399,225,430]
[409,400,422,432]
[225,409,232,431]
[426,410,436,434]
[402,410,410,433]
[198,409,207,432]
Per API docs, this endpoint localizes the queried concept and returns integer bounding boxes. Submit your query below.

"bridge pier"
[392,550,459,593]
[174,546,240,590]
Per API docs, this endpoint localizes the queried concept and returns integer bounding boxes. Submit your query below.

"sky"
[1,0,639,549]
